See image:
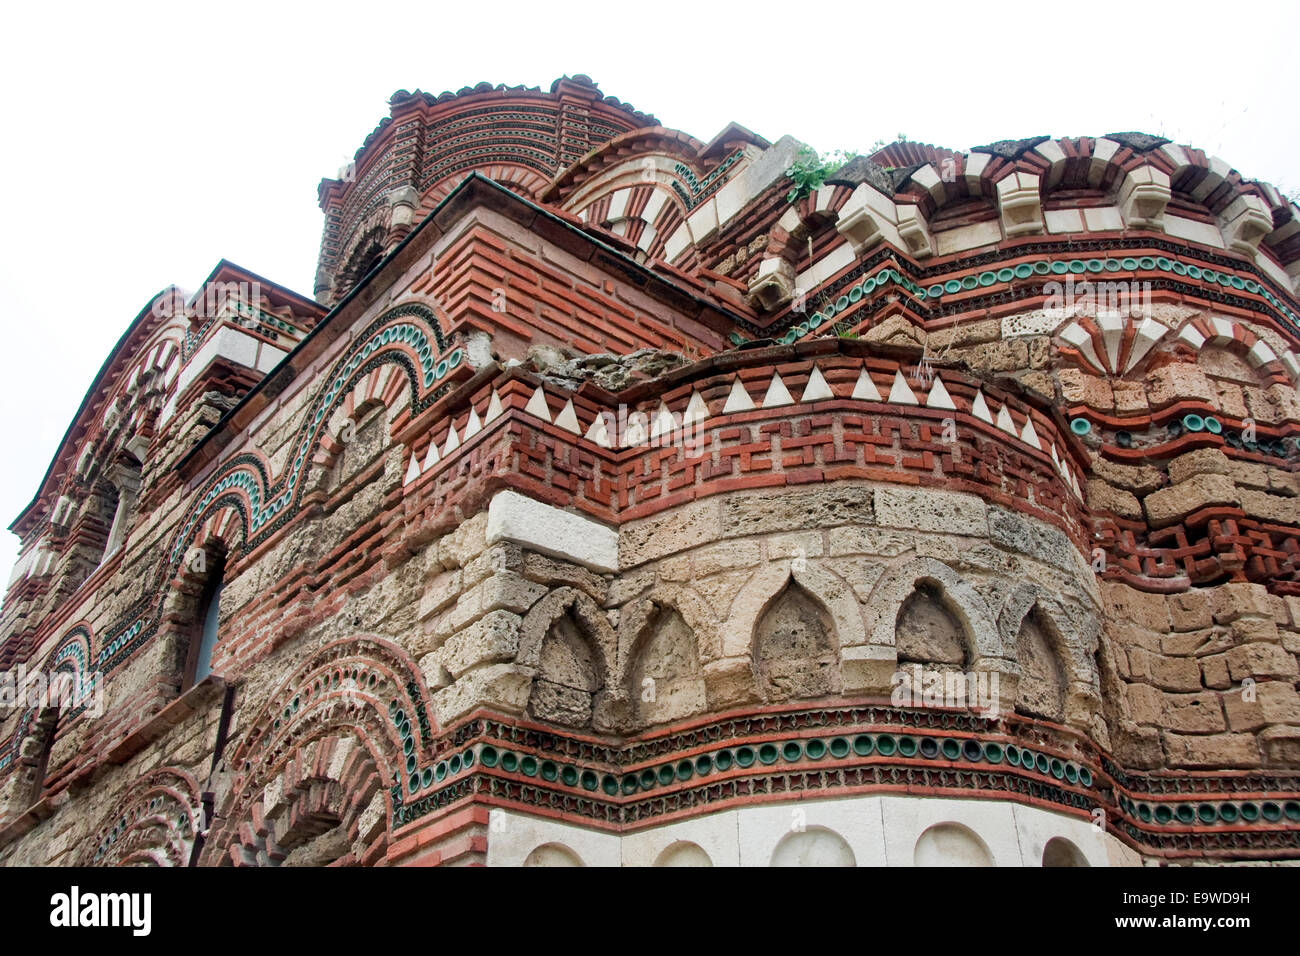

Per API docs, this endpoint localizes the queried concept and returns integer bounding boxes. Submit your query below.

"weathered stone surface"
[1225,643,1299,681]
[896,583,967,666]
[1058,367,1115,409]
[621,499,722,567]
[826,526,912,557]
[1223,681,1300,731]
[1101,581,1170,632]
[1145,363,1217,406]
[1163,732,1261,768]
[874,487,986,536]
[1167,592,1212,632]
[1239,489,1300,525]
[1167,447,1231,485]
[432,663,533,724]
[1209,582,1274,623]
[720,486,874,537]
[1143,473,1238,527]
[1091,456,1165,495]
[1086,479,1142,519]
[441,610,522,678]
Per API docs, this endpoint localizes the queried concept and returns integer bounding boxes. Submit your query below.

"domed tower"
[3,85,1299,868]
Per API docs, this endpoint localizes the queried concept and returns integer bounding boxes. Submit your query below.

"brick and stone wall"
[3,84,1300,866]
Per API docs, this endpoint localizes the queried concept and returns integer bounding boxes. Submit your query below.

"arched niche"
[770,827,856,867]
[627,605,706,729]
[914,823,993,867]
[895,582,969,667]
[753,579,840,701]
[653,841,713,867]
[523,843,585,867]
[529,611,604,729]
[1014,605,1067,722]
[1042,836,1090,867]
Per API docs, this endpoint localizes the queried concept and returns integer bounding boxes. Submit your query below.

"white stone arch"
[615,584,719,680]
[770,826,856,867]
[654,841,713,867]
[517,586,621,727]
[522,842,585,867]
[999,583,1101,728]
[717,560,866,661]
[854,557,1008,694]
[914,822,994,866]
[865,557,1003,659]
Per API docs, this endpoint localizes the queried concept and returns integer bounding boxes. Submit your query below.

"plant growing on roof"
[784,146,850,203]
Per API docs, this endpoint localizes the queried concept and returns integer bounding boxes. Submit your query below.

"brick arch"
[419,163,551,210]
[81,767,202,867]
[203,636,432,865]
[1175,315,1295,385]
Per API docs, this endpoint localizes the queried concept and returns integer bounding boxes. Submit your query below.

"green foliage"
[784,146,850,203]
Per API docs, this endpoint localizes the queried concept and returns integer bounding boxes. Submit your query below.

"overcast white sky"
[1,0,1297,585]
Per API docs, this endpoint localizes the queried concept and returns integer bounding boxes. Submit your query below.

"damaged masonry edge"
[485,489,619,574]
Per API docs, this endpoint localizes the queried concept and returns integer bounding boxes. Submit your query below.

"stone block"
[1144,362,1217,407]
[440,610,522,678]
[1167,591,1212,632]
[487,489,618,573]
[1091,457,1164,495]
[1209,582,1273,623]
[1143,473,1238,527]
[1167,447,1230,485]
[1238,489,1300,525]
[720,486,874,537]
[1223,681,1300,731]
[1163,732,1260,769]
[874,486,986,536]
[432,663,534,725]
[1086,480,1142,519]
[1200,654,1231,689]
[1225,643,1298,681]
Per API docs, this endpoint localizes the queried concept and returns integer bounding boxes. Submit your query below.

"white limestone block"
[486,489,618,574]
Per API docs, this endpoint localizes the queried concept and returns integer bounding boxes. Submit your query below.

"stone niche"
[628,606,706,729]
[1014,606,1067,723]
[895,582,968,667]
[754,580,840,701]
[527,612,604,729]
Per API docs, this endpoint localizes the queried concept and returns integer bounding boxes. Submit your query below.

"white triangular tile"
[422,437,440,470]
[763,372,794,408]
[585,414,611,448]
[800,366,835,403]
[443,424,460,456]
[971,391,993,424]
[484,390,504,424]
[525,386,552,422]
[888,369,918,405]
[463,406,483,440]
[555,399,580,434]
[651,402,676,438]
[683,391,709,424]
[624,412,647,447]
[723,379,755,413]
[403,453,421,485]
[996,405,1017,435]
[851,368,882,401]
[925,376,956,410]
[1020,416,1042,450]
